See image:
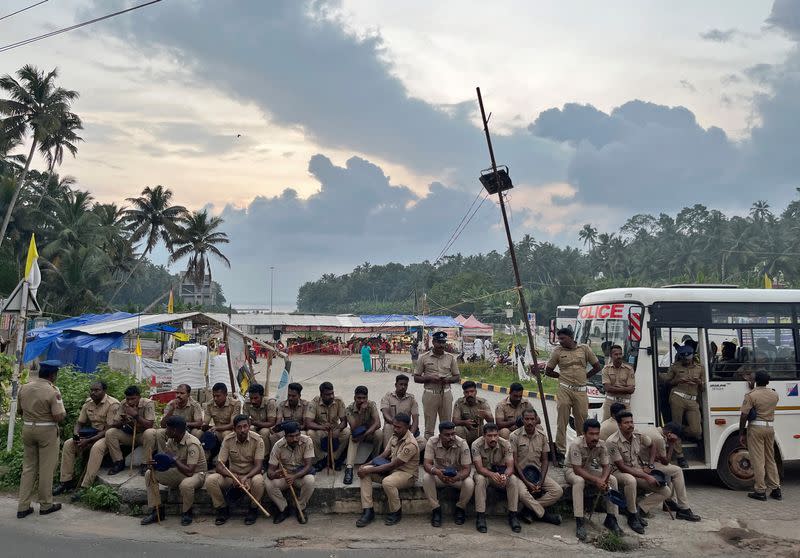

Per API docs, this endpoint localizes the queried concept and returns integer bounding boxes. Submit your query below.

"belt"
[672,391,697,401]
[605,395,630,403]
[424,386,451,393]
[750,420,773,427]
[23,421,56,426]
[559,382,587,392]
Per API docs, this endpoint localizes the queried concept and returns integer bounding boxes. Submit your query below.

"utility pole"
[269,266,275,313]
[476,86,557,464]
[6,280,30,451]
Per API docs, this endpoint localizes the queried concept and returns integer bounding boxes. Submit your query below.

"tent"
[456,314,493,338]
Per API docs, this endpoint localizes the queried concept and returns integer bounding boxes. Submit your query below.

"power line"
[0,0,163,53]
[0,0,48,22]
[432,186,484,265]
[433,191,490,265]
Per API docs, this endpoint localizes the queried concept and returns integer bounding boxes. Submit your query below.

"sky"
[2,0,800,309]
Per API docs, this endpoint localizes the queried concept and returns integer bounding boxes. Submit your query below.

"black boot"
[181,508,194,526]
[603,513,623,536]
[636,506,650,526]
[244,507,258,525]
[677,456,689,469]
[575,517,587,541]
[384,507,402,526]
[431,506,442,527]
[476,512,487,533]
[508,511,521,533]
[676,508,701,522]
[539,511,562,525]
[770,488,783,501]
[454,506,466,525]
[343,467,354,485]
[140,506,165,525]
[748,491,767,501]
[107,460,125,475]
[214,506,230,525]
[39,503,62,515]
[626,511,645,534]
[53,480,75,495]
[518,507,534,524]
[356,507,375,527]
[273,506,292,524]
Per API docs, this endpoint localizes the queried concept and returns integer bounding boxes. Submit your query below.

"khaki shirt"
[567,436,610,471]
[204,398,240,427]
[509,426,547,470]
[663,362,704,396]
[166,397,203,424]
[269,434,315,469]
[158,431,207,473]
[546,344,598,386]
[113,397,156,423]
[425,435,472,468]
[18,377,66,422]
[453,396,492,432]
[386,429,420,477]
[599,417,618,441]
[606,431,651,471]
[277,399,308,424]
[471,436,512,469]
[414,351,459,389]
[346,400,379,428]
[494,396,534,424]
[601,363,635,392]
[304,396,346,427]
[78,395,119,430]
[741,386,779,422]
[243,398,277,424]
[219,431,265,474]
[380,391,419,420]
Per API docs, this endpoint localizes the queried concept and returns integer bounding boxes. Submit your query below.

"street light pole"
[269,266,275,313]
[476,86,557,464]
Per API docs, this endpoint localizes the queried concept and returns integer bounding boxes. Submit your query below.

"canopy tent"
[456,314,493,337]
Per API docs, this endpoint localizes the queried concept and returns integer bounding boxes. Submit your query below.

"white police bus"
[574,285,800,490]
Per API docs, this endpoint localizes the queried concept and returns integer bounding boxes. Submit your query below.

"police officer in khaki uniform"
[161,383,204,437]
[452,381,493,446]
[564,418,623,542]
[510,408,563,525]
[17,360,66,518]
[343,386,381,485]
[380,374,424,450]
[545,328,601,465]
[304,381,350,470]
[266,421,315,524]
[494,382,534,439]
[601,345,635,420]
[414,331,460,439]
[105,385,156,475]
[740,370,781,501]
[204,415,266,525]
[202,382,241,446]
[271,382,308,446]
[599,402,625,441]
[356,413,419,528]
[661,344,704,441]
[140,415,207,526]
[642,422,688,468]
[243,383,277,454]
[422,421,475,527]
[471,423,523,533]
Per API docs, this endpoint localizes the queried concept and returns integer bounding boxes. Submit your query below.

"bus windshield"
[574,303,638,367]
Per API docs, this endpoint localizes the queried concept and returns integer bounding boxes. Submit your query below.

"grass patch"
[81,485,121,512]
[460,362,559,395]
[594,531,631,552]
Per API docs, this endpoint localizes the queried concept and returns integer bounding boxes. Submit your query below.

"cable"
[433,192,490,266]
[0,0,163,53]
[0,0,48,22]
[432,187,484,265]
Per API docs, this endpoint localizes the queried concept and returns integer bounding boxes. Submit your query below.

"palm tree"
[578,223,598,248]
[168,210,230,305]
[750,200,772,223]
[0,65,79,250]
[39,111,83,173]
[41,189,99,259]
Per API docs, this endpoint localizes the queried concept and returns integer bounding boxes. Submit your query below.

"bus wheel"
[717,435,754,491]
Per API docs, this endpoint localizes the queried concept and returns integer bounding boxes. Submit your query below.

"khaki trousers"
[654,463,690,508]
[473,473,520,513]
[308,428,350,462]
[422,389,453,439]
[360,471,416,512]
[748,426,780,492]
[422,472,475,509]
[145,468,205,512]
[556,386,588,453]
[345,433,380,466]
[59,437,95,482]
[518,475,564,517]
[204,473,265,509]
[601,398,631,421]
[669,392,702,440]
[81,438,108,488]
[265,475,315,511]
[18,425,59,512]
[105,427,155,462]
[454,426,480,446]
[613,471,671,513]
[564,467,618,518]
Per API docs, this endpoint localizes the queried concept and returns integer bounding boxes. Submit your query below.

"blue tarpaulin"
[417,315,462,328]
[359,315,418,323]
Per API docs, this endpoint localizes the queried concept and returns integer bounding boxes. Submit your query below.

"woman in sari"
[361,342,372,372]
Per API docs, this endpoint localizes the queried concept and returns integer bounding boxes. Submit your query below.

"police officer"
[641,424,700,520]
[599,402,625,441]
[161,383,204,437]
[545,328,602,466]
[493,382,534,439]
[414,331,460,439]
[452,381,493,446]
[380,374,424,450]
[104,385,156,475]
[661,344,704,442]
[266,421,315,524]
[202,382,241,447]
[243,383,277,454]
[17,360,66,518]
[601,345,635,420]
[304,381,350,470]
[471,423,522,533]
[422,421,475,527]
[271,382,308,446]
[343,386,381,485]
[740,370,781,501]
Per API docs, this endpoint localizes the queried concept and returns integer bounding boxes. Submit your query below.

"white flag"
[276,367,292,402]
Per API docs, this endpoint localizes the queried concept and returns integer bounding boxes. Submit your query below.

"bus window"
[575,315,631,367]
[709,327,798,381]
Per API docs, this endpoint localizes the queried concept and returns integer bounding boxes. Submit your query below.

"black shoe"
[603,514,623,536]
[140,506,165,525]
[384,508,402,526]
[431,506,442,527]
[748,491,767,502]
[575,517,587,541]
[313,459,327,473]
[70,489,85,503]
[343,467,354,485]
[518,507,534,524]
[214,506,230,525]
[181,509,194,526]
[539,511,562,525]
[39,503,62,515]
[508,511,521,533]
[273,506,292,524]
[53,480,75,496]
[676,508,701,522]
[637,505,651,519]
[626,512,645,534]
[476,512,487,533]
[296,507,308,524]
[244,507,258,525]
[770,488,783,501]
[454,506,466,525]
[16,508,33,519]
[555,452,565,468]
[677,456,689,469]
[356,507,375,528]
[663,499,679,512]
[334,458,345,472]
[108,460,125,475]
[635,509,648,527]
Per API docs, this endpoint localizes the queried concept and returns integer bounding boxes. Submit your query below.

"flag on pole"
[134,336,143,380]
[24,234,41,298]
[276,367,292,401]
[167,288,174,313]
[764,268,773,289]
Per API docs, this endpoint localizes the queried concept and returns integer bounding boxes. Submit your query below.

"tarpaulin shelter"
[456,314,493,338]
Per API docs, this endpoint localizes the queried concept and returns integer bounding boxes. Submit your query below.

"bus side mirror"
[548,318,556,345]
[628,306,644,351]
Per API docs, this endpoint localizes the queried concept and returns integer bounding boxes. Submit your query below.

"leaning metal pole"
[476,87,557,465]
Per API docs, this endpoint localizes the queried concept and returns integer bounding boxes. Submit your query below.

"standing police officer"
[740,370,781,501]
[414,331,460,439]
[662,344,704,443]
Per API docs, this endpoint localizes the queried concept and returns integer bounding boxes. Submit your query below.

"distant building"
[178,272,218,306]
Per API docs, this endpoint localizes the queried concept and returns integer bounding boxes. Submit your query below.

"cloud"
[679,79,697,92]
[721,73,742,85]
[744,63,776,84]
[767,0,800,40]
[700,28,740,43]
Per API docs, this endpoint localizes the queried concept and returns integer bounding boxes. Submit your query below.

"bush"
[0,420,24,489]
[0,355,26,413]
[595,531,631,552]
[81,484,120,512]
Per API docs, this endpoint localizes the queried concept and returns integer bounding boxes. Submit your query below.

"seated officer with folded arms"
[380,374,424,451]
[243,383,277,455]
[265,421,315,524]
[599,402,625,441]
[601,345,635,420]
[643,421,688,469]
[471,423,523,533]
[564,418,623,542]
[452,381,493,446]
[422,421,475,528]
[140,415,207,526]
[202,383,241,458]
[271,382,308,446]
[160,383,204,438]
[54,381,119,495]
[204,415,265,526]
[305,381,350,471]
[494,382,534,440]
[510,408,563,525]
[104,385,156,476]
[343,386,381,485]
[356,413,419,528]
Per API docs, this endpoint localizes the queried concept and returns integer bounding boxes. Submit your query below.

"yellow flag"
[24,234,38,277]
[173,332,190,342]
[167,289,174,313]
[135,336,142,357]
[764,272,773,289]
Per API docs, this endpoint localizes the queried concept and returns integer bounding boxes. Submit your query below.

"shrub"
[0,355,27,413]
[595,531,631,552]
[81,484,120,512]
[0,420,24,488]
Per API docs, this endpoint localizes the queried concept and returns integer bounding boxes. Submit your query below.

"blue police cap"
[153,452,176,472]
[443,466,458,477]
[432,331,447,342]
[352,425,368,438]
[371,456,390,466]
[39,360,61,374]
[607,488,627,509]
[522,465,541,485]
[650,469,669,487]
[78,427,99,439]
[200,431,219,451]
[676,344,694,356]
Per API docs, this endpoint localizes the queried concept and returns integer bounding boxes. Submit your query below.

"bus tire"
[716,435,754,491]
